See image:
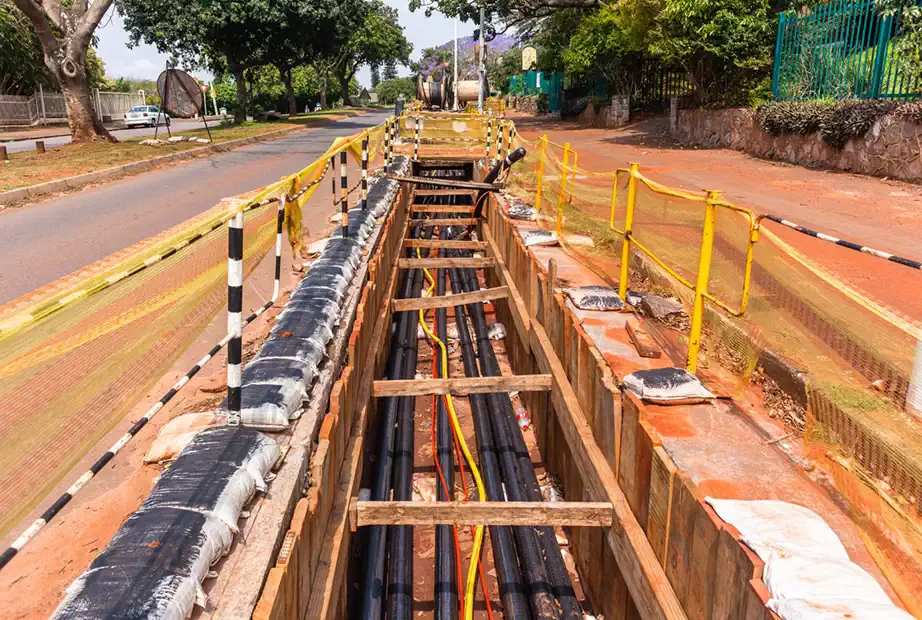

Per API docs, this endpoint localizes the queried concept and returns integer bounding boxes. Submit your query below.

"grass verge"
[0,111,363,193]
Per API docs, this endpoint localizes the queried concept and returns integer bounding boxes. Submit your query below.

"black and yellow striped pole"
[340,150,349,235]
[384,119,391,165]
[227,210,244,422]
[361,134,369,210]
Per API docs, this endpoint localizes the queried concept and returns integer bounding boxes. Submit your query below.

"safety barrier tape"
[763,214,922,270]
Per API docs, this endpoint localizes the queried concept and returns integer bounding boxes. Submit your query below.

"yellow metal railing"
[530,133,760,373]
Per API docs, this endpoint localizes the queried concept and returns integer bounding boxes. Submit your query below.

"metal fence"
[772,0,922,101]
[0,89,145,125]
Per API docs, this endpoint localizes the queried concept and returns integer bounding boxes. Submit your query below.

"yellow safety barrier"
[529,134,759,373]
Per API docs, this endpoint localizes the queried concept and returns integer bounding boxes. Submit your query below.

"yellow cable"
[415,245,486,620]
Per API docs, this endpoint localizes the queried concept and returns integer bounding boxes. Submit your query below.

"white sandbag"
[144,412,221,464]
[307,238,329,256]
[704,499,850,562]
[566,286,625,311]
[239,379,306,430]
[522,230,559,247]
[622,367,714,404]
[762,555,892,605]
[767,598,914,620]
[488,322,506,340]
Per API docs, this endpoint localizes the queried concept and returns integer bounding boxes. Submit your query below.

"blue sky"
[94,0,476,86]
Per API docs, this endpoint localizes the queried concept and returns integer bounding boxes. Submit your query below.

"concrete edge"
[0,112,370,205]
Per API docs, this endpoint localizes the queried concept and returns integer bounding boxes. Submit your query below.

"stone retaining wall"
[674,105,922,183]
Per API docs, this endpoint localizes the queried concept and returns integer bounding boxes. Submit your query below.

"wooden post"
[0,145,7,161]
[35,140,46,154]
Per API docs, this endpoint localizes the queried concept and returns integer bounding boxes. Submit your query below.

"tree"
[487,46,522,94]
[408,0,601,36]
[120,0,291,123]
[0,0,53,95]
[647,0,782,105]
[370,64,381,87]
[375,76,416,104]
[331,0,412,106]
[10,0,116,141]
[383,60,399,80]
[260,0,345,115]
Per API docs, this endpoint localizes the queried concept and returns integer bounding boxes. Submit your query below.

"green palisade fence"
[772,0,922,101]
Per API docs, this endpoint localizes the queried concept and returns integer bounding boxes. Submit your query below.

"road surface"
[0,111,389,304]
[1,118,214,154]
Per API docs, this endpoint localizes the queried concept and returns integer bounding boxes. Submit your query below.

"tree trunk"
[282,67,297,115]
[53,62,114,143]
[320,72,328,109]
[232,66,249,124]
[340,74,353,107]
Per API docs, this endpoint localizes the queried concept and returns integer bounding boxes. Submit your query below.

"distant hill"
[419,34,518,79]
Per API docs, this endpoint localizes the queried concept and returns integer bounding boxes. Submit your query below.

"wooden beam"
[392,286,509,311]
[398,257,494,269]
[386,174,502,191]
[413,188,476,197]
[403,239,488,250]
[373,374,552,397]
[410,206,476,213]
[351,500,614,530]
[407,218,479,226]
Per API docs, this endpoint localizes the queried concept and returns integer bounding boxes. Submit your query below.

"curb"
[0,113,368,206]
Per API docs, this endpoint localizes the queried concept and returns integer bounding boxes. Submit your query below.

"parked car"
[124,105,170,128]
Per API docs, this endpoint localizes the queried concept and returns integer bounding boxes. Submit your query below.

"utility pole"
[478,5,485,113]
[453,18,459,111]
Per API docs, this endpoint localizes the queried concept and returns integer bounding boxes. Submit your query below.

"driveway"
[0,111,390,303]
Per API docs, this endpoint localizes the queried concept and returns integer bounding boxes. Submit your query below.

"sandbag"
[622,367,714,404]
[566,286,625,311]
[767,598,914,620]
[144,412,221,464]
[238,379,306,430]
[522,230,559,247]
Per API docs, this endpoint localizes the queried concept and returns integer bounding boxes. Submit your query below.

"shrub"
[756,99,913,149]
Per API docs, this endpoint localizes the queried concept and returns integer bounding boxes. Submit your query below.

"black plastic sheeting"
[52,428,278,620]
[53,156,410,619]
[622,367,715,403]
[231,155,410,430]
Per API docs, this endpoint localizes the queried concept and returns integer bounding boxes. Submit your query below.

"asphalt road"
[0,111,390,304]
[2,118,212,154]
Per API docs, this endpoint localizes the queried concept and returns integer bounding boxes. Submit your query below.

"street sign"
[522,47,537,71]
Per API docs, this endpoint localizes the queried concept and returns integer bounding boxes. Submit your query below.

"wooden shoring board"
[413,188,477,197]
[403,238,488,250]
[481,222,688,620]
[305,205,417,620]
[405,217,479,226]
[373,374,551,397]
[392,285,508,311]
[410,205,476,213]
[386,173,501,190]
[398,256,494,269]
[207,176,410,620]
[351,500,614,528]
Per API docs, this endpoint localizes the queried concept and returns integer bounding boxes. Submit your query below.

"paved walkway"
[0,111,389,303]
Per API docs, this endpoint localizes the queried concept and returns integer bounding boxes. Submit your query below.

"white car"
[124,105,171,128]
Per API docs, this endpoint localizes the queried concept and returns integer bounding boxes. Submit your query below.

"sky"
[94,0,477,87]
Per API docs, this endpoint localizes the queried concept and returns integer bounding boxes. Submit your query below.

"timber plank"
[351,500,614,527]
[391,286,508,311]
[398,256,494,269]
[403,239,488,250]
[373,374,552,396]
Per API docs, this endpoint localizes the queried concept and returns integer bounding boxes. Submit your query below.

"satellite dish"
[157,68,204,118]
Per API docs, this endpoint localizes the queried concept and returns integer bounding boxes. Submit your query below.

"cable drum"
[157,68,205,118]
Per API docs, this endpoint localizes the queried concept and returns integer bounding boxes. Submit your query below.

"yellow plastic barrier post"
[687,190,720,374]
[618,163,640,300]
[557,142,571,236]
[535,135,548,213]
[569,150,578,199]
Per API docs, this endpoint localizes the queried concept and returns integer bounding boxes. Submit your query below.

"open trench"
[347,161,589,620]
